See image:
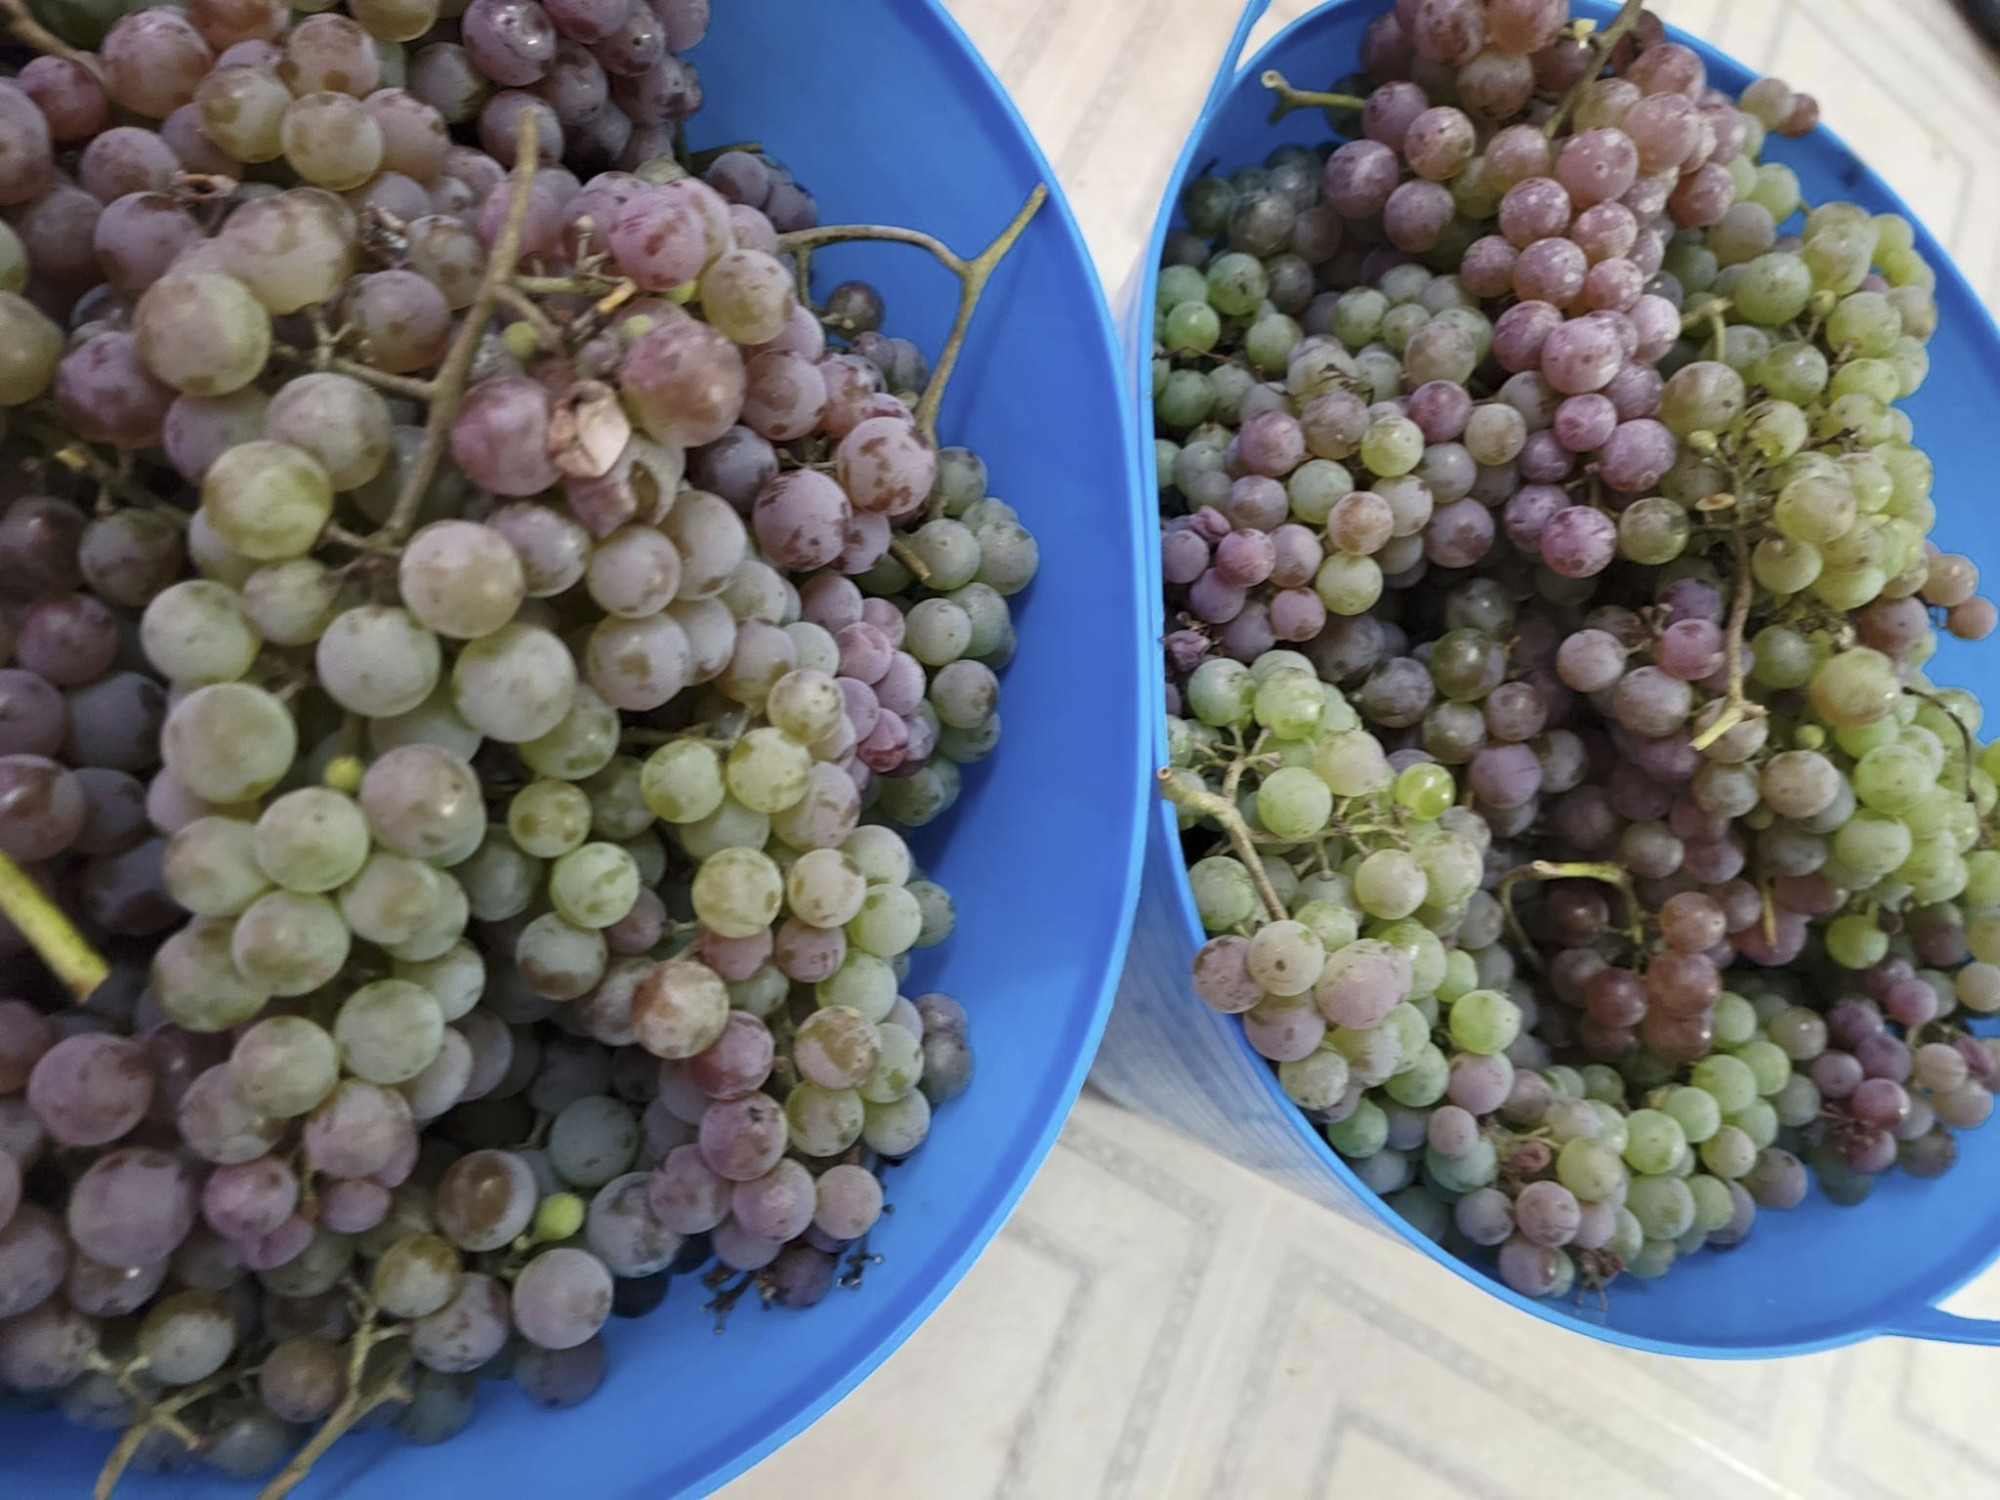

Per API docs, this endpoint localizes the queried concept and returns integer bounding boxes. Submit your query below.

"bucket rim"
[1131,0,2000,1360]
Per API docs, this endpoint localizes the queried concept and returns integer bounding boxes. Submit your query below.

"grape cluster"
[1158,0,2000,1303]
[0,0,1036,1485]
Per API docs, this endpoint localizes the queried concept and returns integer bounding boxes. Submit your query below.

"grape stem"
[1497,859,1648,964]
[493,282,562,352]
[24,422,186,526]
[774,183,1048,451]
[1260,70,1368,124]
[1158,766,1288,924]
[329,358,437,402]
[1542,0,1647,138]
[253,1306,410,1500]
[1689,528,1764,752]
[0,849,108,1002]
[888,536,935,586]
[93,1367,242,1500]
[365,112,542,551]
[0,0,97,69]
[1909,687,1988,843]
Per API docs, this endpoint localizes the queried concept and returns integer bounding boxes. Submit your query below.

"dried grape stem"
[1158,767,1287,924]
[1260,70,1367,123]
[368,112,541,550]
[0,0,97,69]
[1690,528,1762,752]
[1543,0,1646,137]
[775,184,1048,450]
[0,849,108,1002]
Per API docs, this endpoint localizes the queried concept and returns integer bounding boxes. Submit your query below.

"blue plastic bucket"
[0,2,1150,1494]
[1095,0,2000,1358]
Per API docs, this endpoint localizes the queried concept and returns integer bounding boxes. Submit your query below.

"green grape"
[335,979,444,1085]
[1689,1055,1757,1113]
[1424,1136,1495,1190]
[690,847,782,938]
[1687,1174,1736,1234]
[1376,920,1446,997]
[1832,812,1913,881]
[1622,1109,1686,1175]
[1731,252,1812,324]
[1394,762,1455,819]
[519,687,620,782]
[1163,301,1220,352]
[723,728,811,814]
[231,890,350,996]
[1313,729,1391,796]
[1157,264,1207,310]
[1188,856,1257,932]
[1358,416,1423,477]
[1698,1125,1757,1179]
[232,1015,339,1118]
[1617,497,1690,564]
[163,817,269,917]
[1354,849,1426,920]
[509,780,592,859]
[1278,1047,1351,1110]
[1186,658,1254,727]
[1293,899,1359,952]
[1853,745,1931,814]
[1447,989,1520,1056]
[1205,252,1267,317]
[1253,668,1325,740]
[549,843,640,929]
[846,885,923,958]
[1156,369,1211,430]
[1556,1137,1624,1201]
[1434,947,1478,1004]
[135,273,273,397]
[1256,767,1333,842]
[1326,1096,1388,1157]
[814,953,897,1024]
[163,683,298,803]
[1661,1085,1720,1144]
[640,741,725,825]
[1711,991,1757,1048]
[1314,552,1384,615]
[1627,1175,1697,1241]
[1809,649,1899,728]
[1735,1040,1792,1097]
[1772,472,1854,544]
[1331,287,1387,347]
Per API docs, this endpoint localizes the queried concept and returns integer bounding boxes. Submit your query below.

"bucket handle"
[1200,0,1276,122]
[1880,1305,2000,1347]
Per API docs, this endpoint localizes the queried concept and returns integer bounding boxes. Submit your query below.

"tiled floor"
[727,3,2000,1496]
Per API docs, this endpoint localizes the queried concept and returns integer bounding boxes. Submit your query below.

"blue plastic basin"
[1095,0,2000,1358]
[0,1,1150,1492]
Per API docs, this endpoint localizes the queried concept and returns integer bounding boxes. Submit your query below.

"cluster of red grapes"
[0,0,1035,1487]
[1158,0,2000,1302]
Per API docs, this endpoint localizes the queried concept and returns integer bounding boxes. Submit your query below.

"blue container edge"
[1116,0,2000,1359]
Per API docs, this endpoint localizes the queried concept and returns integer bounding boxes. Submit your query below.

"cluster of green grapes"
[0,0,1036,1487]
[1158,0,2000,1303]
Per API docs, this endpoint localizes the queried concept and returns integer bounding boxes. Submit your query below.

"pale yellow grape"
[202,440,333,560]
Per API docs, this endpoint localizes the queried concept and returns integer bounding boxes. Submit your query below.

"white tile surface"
[727,3,2000,1496]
